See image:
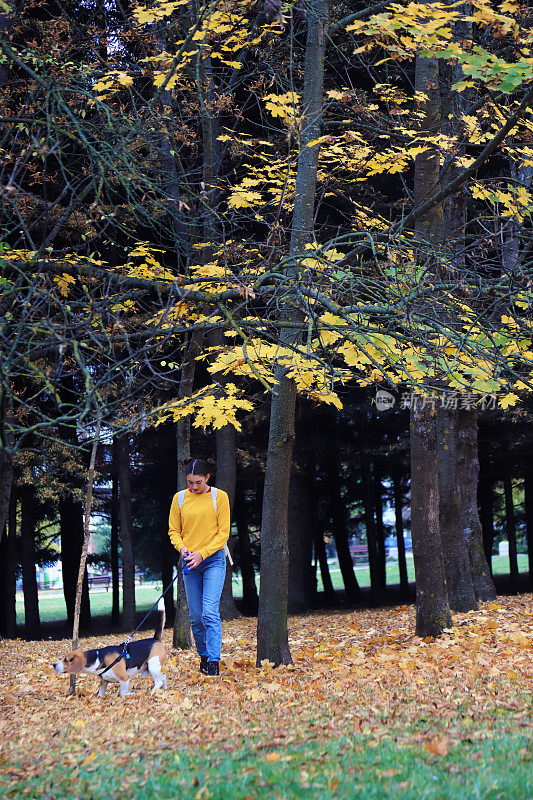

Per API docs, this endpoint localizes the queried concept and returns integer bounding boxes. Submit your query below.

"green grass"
[3,730,531,799]
[17,554,529,625]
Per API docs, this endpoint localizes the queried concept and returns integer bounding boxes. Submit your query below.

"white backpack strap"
[212,487,233,565]
[177,489,186,509]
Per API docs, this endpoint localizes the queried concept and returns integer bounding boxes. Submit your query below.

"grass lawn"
[17,554,530,625]
[3,729,531,799]
[1,595,531,800]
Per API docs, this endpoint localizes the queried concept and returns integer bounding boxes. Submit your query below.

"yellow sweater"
[168,488,230,561]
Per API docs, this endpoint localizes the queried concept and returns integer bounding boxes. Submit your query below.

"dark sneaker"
[206,661,220,676]
[200,656,208,674]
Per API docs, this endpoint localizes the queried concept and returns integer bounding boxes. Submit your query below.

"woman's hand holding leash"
[182,549,203,570]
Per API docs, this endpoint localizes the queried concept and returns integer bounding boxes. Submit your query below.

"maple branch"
[395,85,533,235]
[336,85,533,269]
[329,1,392,34]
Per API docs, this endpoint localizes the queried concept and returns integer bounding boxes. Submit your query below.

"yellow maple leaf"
[499,392,519,409]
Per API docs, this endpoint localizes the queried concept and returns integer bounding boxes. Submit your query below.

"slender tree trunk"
[287,469,315,613]
[438,406,477,611]
[110,439,120,626]
[20,485,41,639]
[360,445,380,593]
[60,497,91,627]
[374,468,386,590]
[0,447,13,548]
[503,470,519,591]
[393,469,409,598]
[70,416,101,695]
[0,488,17,637]
[409,44,452,638]
[257,0,329,666]
[410,402,452,636]
[307,463,334,604]
[0,390,14,546]
[458,408,496,600]
[209,329,239,621]
[524,464,533,589]
[173,331,203,649]
[478,464,495,574]
[158,424,177,626]
[234,484,258,615]
[328,468,361,601]
[116,434,136,631]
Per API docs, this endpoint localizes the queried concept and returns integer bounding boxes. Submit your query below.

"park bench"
[88,574,111,590]
[349,544,369,563]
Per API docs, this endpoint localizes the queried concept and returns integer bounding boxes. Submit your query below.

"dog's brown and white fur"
[53,598,168,697]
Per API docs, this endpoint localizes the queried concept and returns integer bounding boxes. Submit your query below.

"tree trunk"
[410,401,452,637]
[288,469,315,613]
[257,0,329,666]
[116,434,136,631]
[110,439,120,626]
[328,467,361,601]
[438,406,477,611]
[209,328,239,621]
[392,469,409,598]
[409,45,452,638]
[0,447,13,548]
[458,408,496,600]
[524,463,533,590]
[478,466,495,574]
[0,488,17,637]
[70,416,101,695]
[374,468,387,590]
[60,496,91,628]
[234,484,258,615]
[503,470,519,591]
[307,466,334,604]
[173,331,203,649]
[360,445,380,593]
[20,485,41,639]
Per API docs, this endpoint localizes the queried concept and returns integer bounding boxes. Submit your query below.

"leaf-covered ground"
[1,595,531,798]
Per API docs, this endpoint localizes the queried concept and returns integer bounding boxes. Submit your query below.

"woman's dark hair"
[182,457,216,477]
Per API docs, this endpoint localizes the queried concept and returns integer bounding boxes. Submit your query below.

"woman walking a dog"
[168,458,230,676]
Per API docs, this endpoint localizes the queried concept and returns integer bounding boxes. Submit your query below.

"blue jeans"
[183,549,226,662]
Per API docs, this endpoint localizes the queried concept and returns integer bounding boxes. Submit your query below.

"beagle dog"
[53,599,168,697]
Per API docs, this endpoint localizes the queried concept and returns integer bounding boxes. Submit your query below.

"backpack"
[177,487,233,565]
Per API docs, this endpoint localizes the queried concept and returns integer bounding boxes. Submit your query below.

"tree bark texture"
[457,408,496,601]
[410,401,452,637]
[409,47,451,638]
[257,0,329,666]
[116,434,136,631]
[438,407,477,611]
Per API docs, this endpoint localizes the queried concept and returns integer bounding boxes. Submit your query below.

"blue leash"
[97,572,179,674]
